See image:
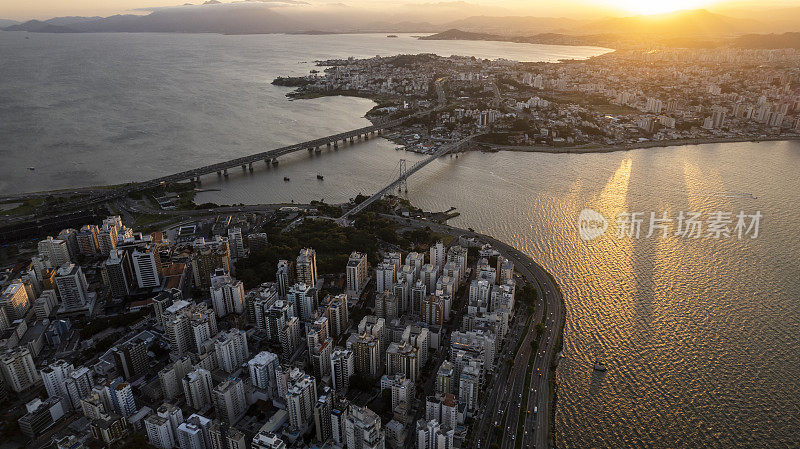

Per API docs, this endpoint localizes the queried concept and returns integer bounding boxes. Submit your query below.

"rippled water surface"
[197,140,800,448]
[0,31,607,194]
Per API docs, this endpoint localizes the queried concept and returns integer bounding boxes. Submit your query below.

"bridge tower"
[398,159,408,194]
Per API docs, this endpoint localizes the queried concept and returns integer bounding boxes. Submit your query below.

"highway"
[381,215,565,449]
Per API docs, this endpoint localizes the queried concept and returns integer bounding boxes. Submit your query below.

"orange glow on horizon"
[596,0,722,15]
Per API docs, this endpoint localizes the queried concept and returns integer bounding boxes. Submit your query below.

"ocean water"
[3,31,798,448]
[0,31,608,194]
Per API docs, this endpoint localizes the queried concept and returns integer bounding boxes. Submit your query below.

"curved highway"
[381,215,565,449]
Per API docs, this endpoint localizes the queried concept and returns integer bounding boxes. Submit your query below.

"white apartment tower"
[330,347,355,394]
[210,270,245,317]
[146,414,176,449]
[38,237,71,268]
[375,262,395,294]
[55,263,89,311]
[183,368,214,411]
[286,371,317,433]
[214,328,249,373]
[227,227,245,259]
[346,252,368,299]
[248,351,280,398]
[345,405,385,449]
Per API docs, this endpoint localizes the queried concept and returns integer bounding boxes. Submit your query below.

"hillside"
[732,32,800,49]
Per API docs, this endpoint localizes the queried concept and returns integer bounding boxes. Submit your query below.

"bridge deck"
[340,134,476,220]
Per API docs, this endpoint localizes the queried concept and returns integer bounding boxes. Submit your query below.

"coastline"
[481,135,800,154]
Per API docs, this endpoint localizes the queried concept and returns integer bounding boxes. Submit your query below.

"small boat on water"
[317,174,324,180]
[387,35,398,38]
[28,167,35,171]
[593,360,607,372]
[283,177,290,181]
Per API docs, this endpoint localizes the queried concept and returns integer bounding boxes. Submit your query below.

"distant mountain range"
[4,5,298,34]
[0,19,19,28]
[732,32,800,49]
[1,6,796,44]
[419,29,618,48]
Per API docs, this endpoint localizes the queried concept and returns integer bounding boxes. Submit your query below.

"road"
[382,214,564,449]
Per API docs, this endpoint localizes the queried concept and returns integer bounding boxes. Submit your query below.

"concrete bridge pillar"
[315,147,321,154]
[349,136,354,143]
[241,164,247,171]
[248,162,253,172]
[333,141,338,148]
[217,171,222,177]
[365,133,369,140]
[327,142,331,148]
[223,169,229,177]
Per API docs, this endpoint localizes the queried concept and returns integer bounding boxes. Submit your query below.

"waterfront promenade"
[485,135,800,154]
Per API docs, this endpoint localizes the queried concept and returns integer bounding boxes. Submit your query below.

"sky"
[0,0,796,21]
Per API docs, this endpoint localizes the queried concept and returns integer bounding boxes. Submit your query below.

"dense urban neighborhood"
[0,198,546,449]
[276,47,800,151]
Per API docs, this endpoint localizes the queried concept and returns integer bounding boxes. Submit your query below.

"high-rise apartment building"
[192,237,232,289]
[177,414,213,449]
[159,356,193,400]
[296,248,317,288]
[276,260,291,299]
[131,247,161,289]
[102,249,131,299]
[285,370,317,433]
[145,414,176,449]
[183,368,214,411]
[113,336,149,380]
[227,227,245,260]
[287,283,317,322]
[375,262,395,295]
[248,351,279,398]
[0,282,31,320]
[38,237,71,268]
[346,252,368,299]
[330,347,355,394]
[55,263,90,311]
[212,378,247,424]
[214,328,249,373]
[314,388,333,442]
[345,405,385,449]
[210,270,245,317]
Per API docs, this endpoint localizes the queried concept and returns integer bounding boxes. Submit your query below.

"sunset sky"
[0,0,796,21]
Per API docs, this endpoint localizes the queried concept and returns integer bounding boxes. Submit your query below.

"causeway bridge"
[340,134,477,221]
[2,109,434,212]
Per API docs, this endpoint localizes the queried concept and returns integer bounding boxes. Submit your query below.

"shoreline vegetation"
[480,135,800,154]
